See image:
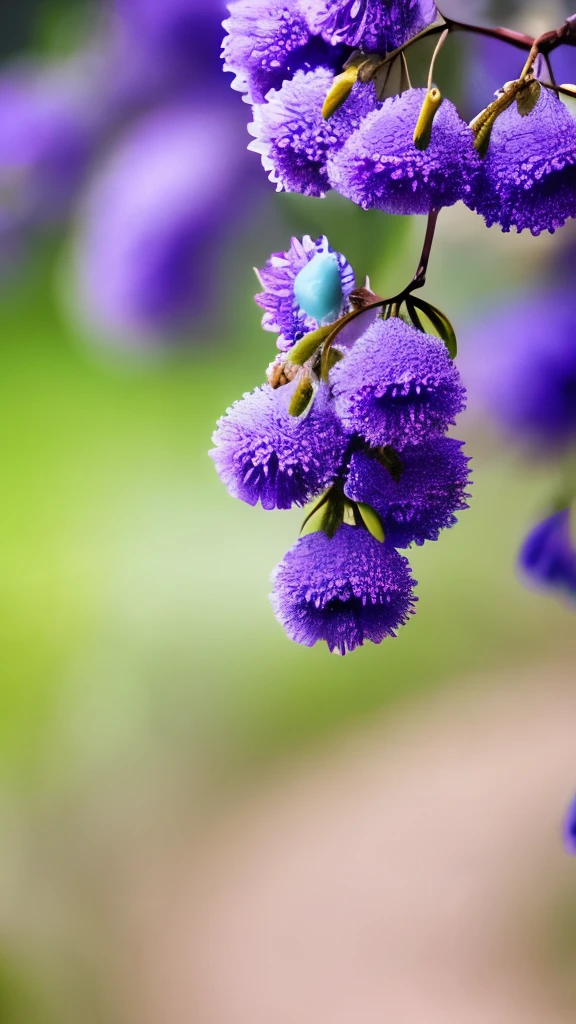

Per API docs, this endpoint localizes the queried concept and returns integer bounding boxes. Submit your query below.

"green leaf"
[299,488,344,539]
[356,502,385,543]
[410,297,458,359]
[322,491,345,538]
[324,348,344,371]
[300,490,331,535]
[517,80,541,117]
[289,324,335,366]
[288,376,315,417]
[373,53,406,102]
[405,297,424,333]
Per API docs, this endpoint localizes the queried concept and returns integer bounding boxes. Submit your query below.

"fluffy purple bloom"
[330,317,466,449]
[344,437,471,548]
[255,234,355,350]
[271,524,417,654]
[519,509,576,598]
[328,88,479,214]
[248,67,379,196]
[305,0,438,52]
[563,793,576,854]
[210,380,348,509]
[467,85,576,235]
[464,291,576,451]
[222,0,346,104]
[74,102,253,343]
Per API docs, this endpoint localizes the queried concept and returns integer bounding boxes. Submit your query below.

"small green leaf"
[343,500,357,526]
[300,488,344,539]
[300,490,331,535]
[405,297,424,332]
[357,502,385,543]
[322,491,345,538]
[300,504,329,537]
[289,323,335,366]
[410,297,457,359]
[517,80,541,116]
[324,348,344,371]
[288,376,315,417]
[372,53,408,102]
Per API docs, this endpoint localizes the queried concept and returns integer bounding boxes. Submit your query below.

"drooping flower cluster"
[224,0,576,235]
[211,236,470,654]
[220,0,576,838]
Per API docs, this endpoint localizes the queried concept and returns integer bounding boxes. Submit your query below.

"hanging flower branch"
[211,1,576,659]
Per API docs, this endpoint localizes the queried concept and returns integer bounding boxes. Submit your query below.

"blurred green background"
[0,2,576,1022]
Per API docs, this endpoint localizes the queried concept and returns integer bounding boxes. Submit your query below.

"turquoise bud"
[293,252,343,324]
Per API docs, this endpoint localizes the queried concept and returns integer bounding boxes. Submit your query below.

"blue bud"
[293,252,343,325]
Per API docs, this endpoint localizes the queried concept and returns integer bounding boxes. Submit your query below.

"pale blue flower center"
[293,252,343,324]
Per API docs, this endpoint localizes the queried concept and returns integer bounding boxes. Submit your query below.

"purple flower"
[328,88,479,215]
[563,793,576,854]
[467,85,576,235]
[330,317,466,449]
[248,67,379,196]
[255,234,355,350]
[305,0,438,52]
[463,290,576,452]
[210,380,348,509]
[73,102,254,343]
[222,0,346,104]
[344,437,471,548]
[271,524,417,654]
[519,509,576,599]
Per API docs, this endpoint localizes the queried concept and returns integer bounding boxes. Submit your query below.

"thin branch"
[411,209,439,291]
[541,80,576,100]
[363,11,575,85]
[442,17,535,52]
[315,212,442,378]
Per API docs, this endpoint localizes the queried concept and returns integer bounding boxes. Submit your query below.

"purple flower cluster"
[211,236,470,654]
[467,85,576,236]
[224,1,576,235]
[223,0,437,103]
[328,88,480,215]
